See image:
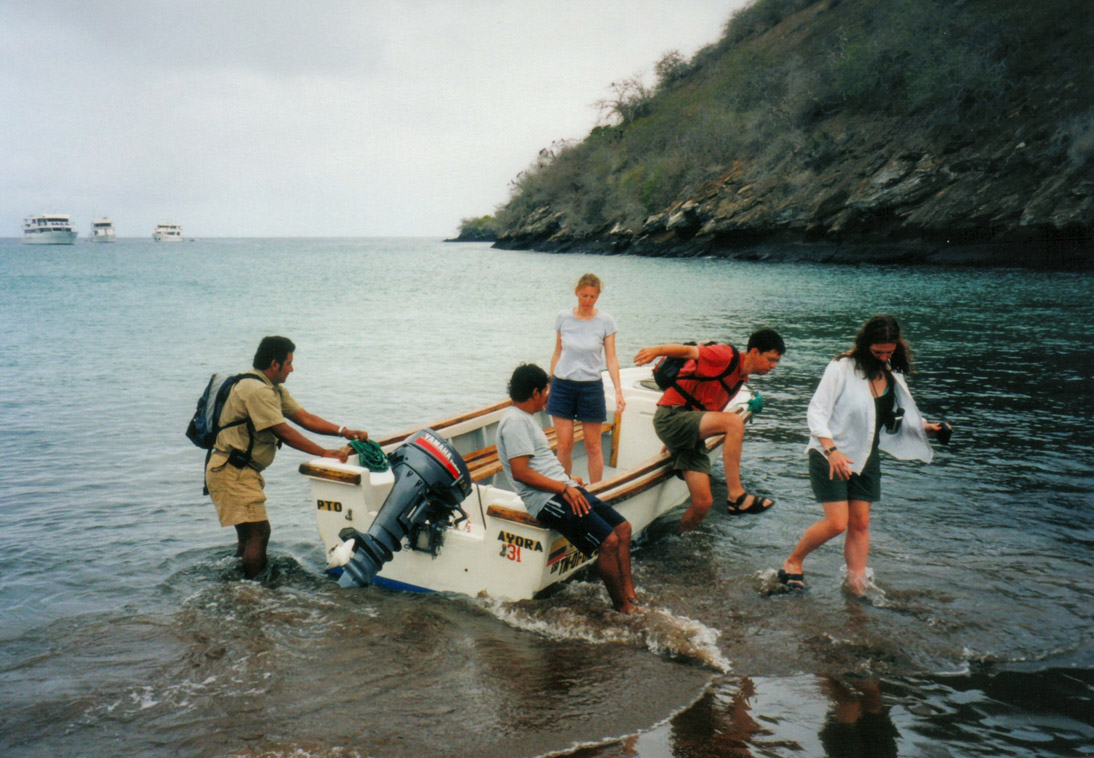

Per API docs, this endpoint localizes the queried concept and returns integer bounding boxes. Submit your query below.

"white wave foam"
[476,582,732,672]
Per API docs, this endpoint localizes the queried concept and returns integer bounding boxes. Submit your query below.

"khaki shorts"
[653,405,712,476]
[206,454,269,527]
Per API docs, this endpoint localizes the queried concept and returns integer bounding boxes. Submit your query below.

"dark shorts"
[546,377,606,423]
[536,488,625,556]
[808,448,882,503]
[653,405,712,476]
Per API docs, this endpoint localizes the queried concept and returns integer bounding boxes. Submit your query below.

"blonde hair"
[575,273,602,293]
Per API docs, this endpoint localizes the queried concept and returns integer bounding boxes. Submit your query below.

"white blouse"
[805,357,933,474]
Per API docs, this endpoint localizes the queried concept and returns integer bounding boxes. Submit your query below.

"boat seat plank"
[467,422,603,483]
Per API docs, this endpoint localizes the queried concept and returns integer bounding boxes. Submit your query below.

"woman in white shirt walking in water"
[780,314,948,596]
[547,273,625,484]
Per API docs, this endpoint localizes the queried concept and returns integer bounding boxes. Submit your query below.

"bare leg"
[844,500,872,595]
[678,470,715,533]
[696,411,755,503]
[783,501,849,576]
[234,520,271,579]
[597,532,636,613]
[583,421,604,483]
[611,520,637,603]
[553,417,575,475]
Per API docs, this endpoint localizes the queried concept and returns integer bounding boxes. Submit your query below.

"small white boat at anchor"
[23,214,77,245]
[90,217,116,242]
[299,365,757,601]
[153,223,183,242]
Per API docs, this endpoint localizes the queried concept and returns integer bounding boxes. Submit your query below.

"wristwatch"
[824,445,838,456]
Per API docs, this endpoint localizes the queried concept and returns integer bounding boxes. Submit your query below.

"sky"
[1,0,751,238]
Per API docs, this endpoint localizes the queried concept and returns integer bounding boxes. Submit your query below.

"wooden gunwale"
[298,462,362,485]
[377,399,512,448]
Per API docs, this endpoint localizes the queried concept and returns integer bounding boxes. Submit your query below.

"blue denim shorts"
[546,377,606,423]
[537,489,625,556]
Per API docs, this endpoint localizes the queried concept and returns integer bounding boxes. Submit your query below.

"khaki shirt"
[214,370,302,471]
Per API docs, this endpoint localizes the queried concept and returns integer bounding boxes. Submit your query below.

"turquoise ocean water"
[1,237,1092,757]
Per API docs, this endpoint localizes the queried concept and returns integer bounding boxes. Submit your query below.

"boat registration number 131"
[498,530,543,563]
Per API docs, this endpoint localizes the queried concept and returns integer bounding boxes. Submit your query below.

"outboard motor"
[337,429,472,588]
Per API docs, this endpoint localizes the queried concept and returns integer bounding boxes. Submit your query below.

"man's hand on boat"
[271,421,353,463]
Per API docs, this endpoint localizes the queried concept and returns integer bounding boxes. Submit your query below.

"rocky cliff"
[494,0,1092,269]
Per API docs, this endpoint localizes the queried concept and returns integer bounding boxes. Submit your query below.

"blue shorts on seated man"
[537,488,625,556]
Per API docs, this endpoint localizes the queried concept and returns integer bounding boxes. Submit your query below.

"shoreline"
[490,237,1093,271]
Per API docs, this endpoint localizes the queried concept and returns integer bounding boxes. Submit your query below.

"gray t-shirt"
[496,406,576,518]
[553,309,617,381]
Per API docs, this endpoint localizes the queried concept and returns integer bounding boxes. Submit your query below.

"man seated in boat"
[496,363,640,613]
[634,328,786,532]
[205,336,369,579]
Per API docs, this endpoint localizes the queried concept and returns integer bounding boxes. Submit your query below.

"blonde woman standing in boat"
[547,273,625,484]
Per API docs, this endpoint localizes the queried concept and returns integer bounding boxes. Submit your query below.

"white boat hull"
[153,223,183,242]
[23,214,78,244]
[23,231,78,245]
[301,366,755,600]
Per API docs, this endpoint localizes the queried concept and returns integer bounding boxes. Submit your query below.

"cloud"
[0,0,746,237]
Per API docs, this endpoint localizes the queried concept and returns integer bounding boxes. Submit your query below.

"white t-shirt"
[553,309,617,381]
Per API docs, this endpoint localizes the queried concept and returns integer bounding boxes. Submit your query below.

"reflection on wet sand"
[819,678,899,758]
[575,673,903,758]
[670,676,764,757]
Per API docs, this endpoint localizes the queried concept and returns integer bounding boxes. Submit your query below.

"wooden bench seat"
[466,423,591,483]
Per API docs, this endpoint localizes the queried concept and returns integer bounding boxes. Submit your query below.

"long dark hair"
[837,315,914,378]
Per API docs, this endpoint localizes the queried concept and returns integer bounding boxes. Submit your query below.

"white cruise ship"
[152,223,183,242]
[90,217,116,242]
[23,214,78,245]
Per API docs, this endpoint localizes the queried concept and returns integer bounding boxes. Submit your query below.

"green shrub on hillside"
[494,0,1084,240]
[830,0,1006,122]
[456,215,498,240]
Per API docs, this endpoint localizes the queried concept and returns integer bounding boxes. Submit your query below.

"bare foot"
[846,573,867,597]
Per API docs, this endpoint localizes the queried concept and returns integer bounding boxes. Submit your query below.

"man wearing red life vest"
[634,328,785,532]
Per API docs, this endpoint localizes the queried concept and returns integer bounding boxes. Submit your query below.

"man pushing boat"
[204,336,369,578]
[634,328,786,533]
[496,363,640,613]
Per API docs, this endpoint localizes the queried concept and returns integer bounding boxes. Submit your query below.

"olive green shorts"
[808,448,882,503]
[206,454,269,527]
[653,405,712,476]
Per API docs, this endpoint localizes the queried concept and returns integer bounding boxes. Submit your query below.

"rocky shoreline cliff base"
[491,0,1092,271]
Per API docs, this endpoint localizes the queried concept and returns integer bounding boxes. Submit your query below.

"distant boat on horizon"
[90,217,116,243]
[23,214,77,245]
[153,223,183,242]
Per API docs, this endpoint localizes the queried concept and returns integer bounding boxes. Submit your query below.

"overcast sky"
[1,1,750,238]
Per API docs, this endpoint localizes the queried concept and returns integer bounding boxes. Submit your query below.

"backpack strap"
[203,374,266,494]
[671,346,742,411]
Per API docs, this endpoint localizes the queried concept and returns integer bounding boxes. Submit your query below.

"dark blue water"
[1,238,1092,757]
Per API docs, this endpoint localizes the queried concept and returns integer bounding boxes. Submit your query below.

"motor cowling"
[337,429,472,588]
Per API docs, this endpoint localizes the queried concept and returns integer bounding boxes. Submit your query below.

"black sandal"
[727,492,775,516]
[778,569,806,592]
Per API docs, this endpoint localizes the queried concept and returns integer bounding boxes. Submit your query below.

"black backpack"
[653,342,742,411]
[186,372,263,493]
